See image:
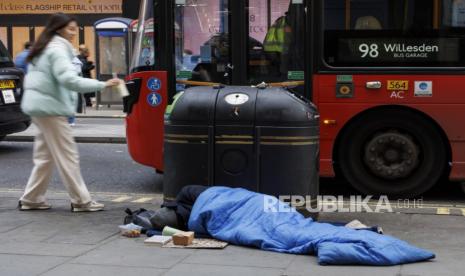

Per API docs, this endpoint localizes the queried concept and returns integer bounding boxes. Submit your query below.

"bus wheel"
[337,110,446,197]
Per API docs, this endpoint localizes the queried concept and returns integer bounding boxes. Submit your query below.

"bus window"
[444,0,465,27]
[324,0,434,30]
[130,0,154,72]
[175,0,230,84]
[248,0,306,84]
[324,0,465,67]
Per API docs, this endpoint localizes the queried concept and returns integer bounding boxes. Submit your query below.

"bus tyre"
[0,135,5,142]
[337,110,446,198]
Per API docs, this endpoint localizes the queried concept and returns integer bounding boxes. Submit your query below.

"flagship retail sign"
[0,0,122,14]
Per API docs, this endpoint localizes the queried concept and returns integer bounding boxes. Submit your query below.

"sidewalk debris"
[119,223,142,238]
[161,225,183,236]
[345,219,384,234]
[163,238,228,249]
[144,235,172,245]
[172,231,195,246]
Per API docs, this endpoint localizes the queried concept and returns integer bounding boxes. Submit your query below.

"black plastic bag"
[123,208,156,233]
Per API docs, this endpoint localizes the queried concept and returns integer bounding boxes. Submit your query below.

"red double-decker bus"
[124,0,465,197]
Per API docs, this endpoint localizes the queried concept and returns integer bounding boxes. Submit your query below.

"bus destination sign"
[338,38,461,64]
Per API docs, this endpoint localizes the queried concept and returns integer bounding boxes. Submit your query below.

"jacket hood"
[47,35,75,58]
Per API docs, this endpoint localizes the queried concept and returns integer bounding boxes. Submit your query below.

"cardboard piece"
[172,231,194,246]
[163,238,228,249]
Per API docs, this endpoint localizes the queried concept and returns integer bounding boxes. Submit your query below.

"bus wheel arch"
[332,105,451,197]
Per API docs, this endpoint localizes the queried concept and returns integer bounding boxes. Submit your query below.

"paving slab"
[399,248,465,276]
[0,254,69,276]
[0,212,32,233]
[283,254,401,276]
[0,191,464,275]
[390,227,465,251]
[406,213,465,229]
[0,241,96,257]
[164,263,284,276]
[41,263,166,276]
[43,223,117,245]
[0,221,63,243]
[0,211,107,244]
[71,238,193,269]
[318,211,413,232]
[0,197,22,210]
[0,211,140,247]
[182,245,295,269]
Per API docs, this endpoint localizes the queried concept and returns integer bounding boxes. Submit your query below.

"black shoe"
[149,207,179,231]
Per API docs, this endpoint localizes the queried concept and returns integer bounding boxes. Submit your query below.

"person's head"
[78,44,89,57]
[24,42,32,50]
[27,13,77,63]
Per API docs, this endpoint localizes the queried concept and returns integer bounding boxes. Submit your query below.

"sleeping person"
[148,185,434,266]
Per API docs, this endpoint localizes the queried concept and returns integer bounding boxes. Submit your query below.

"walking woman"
[19,13,121,212]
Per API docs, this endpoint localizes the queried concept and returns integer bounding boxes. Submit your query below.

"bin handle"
[176,80,305,88]
[268,81,305,87]
[176,80,221,87]
[252,81,305,88]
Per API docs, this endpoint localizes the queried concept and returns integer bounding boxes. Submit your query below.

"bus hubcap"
[364,132,419,179]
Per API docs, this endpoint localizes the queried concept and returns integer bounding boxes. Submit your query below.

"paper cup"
[115,82,130,98]
[162,226,183,236]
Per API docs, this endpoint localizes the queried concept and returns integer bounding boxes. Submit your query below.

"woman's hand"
[105,78,122,87]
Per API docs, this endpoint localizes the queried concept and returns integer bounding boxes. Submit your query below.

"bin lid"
[255,87,319,127]
[167,86,318,127]
[215,86,258,125]
[166,86,219,125]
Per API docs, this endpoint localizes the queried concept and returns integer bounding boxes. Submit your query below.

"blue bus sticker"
[147,77,161,91]
[147,92,162,107]
[414,81,433,97]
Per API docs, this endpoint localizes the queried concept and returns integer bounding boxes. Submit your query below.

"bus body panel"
[125,71,167,171]
[314,74,465,181]
[124,0,465,195]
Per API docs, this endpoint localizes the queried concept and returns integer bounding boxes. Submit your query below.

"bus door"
[317,0,465,196]
[125,0,161,170]
[175,0,310,90]
[174,0,231,87]
[128,20,139,60]
[246,0,309,94]
[125,0,233,171]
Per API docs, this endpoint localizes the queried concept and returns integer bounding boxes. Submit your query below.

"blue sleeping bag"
[188,187,435,265]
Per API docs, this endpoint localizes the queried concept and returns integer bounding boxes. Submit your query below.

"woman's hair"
[27,13,77,63]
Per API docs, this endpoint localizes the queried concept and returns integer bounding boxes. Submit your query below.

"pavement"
[5,105,126,144]
[74,105,126,119]
[1,189,465,276]
[3,105,465,275]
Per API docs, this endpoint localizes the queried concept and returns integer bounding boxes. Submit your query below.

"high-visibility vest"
[263,16,291,54]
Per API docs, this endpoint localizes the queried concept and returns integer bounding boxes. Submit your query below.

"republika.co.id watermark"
[264,195,424,213]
